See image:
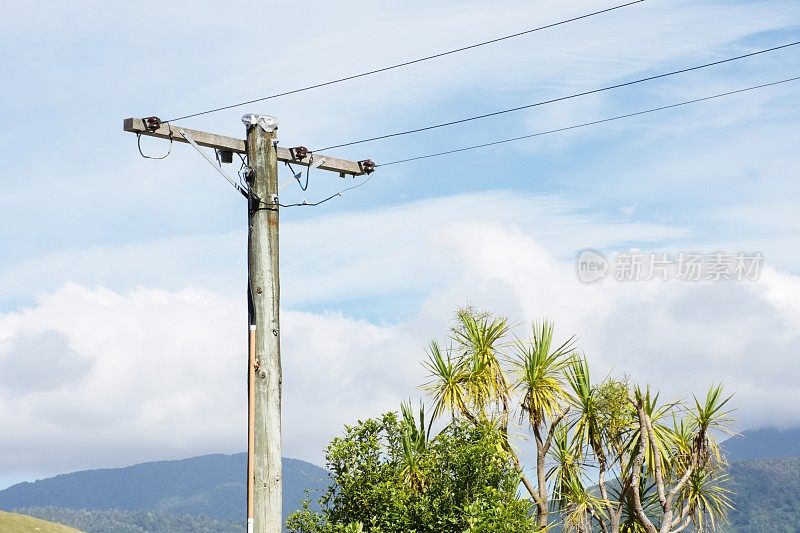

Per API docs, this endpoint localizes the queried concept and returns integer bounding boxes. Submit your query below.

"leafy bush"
[286,413,535,532]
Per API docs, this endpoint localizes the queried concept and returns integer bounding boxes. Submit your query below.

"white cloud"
[0,283,422,483]
[0,285,246,475]
[0,191,687,309]
[2,0,800,490]
[1,200,799,486]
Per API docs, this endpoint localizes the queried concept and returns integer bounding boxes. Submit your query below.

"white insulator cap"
[242,114,278,132]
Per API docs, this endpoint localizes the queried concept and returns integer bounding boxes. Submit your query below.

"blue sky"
[1,0,799,489]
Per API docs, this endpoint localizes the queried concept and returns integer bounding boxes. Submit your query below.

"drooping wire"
[285,162,310,191]
[137,131,173,159]
[279,173,375,208]
[162,0,647,123]
[314,41,800,151]
[236,149,368,208]
[377,75,800,166]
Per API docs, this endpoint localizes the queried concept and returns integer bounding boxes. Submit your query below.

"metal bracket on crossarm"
[309,156,326,170]
[179,129,248,198]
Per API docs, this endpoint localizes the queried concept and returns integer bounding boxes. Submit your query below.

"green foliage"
[461,487,537,532]
[286,413,536,533]
[510,321,574,427]
[450,308,512,412]
[566,356,604,464]
[422,340,469,420]
[723,457,800,532]
[548,425,581,512]
[629,386,680,478]
[691,383,734,463]
[681,467,734,532]
[616,475,660,533]
[294,307,740,533]
[594,378,633,456]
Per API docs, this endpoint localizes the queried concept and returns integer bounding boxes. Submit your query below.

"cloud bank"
[1,193,798,487]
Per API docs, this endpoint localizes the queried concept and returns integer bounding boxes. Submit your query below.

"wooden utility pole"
[123,116,373,533]
[245,116,282,533]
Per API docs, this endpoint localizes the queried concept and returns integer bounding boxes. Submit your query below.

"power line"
[163,0,647,123]
[377,76,800,166]
[315,41,800,151]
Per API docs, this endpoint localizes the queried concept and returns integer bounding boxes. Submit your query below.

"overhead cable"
[377,76,800,166]
[163,0,647,122]
[315,41,800,151]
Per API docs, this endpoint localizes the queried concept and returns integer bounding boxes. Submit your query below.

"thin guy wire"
[163,0,647,122]
[315,41,800,151]
[377,76,800,166]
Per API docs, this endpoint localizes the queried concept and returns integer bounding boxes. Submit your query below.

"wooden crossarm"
[123,117,370,176]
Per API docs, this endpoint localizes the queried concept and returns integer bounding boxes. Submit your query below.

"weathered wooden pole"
[122,114,371,533]
[245,114,282,533]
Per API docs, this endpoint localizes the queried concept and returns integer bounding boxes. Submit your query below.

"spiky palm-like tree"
[675,385,734,532]
[630,384,734,533]
[617,473,661,533]
[691,384,733,464]
[422,341,471,421]
[509,320,576,529]
[420,308,735,533]
[547,425,580,512]
[566,358,632,532]
[548,425,610,532]
[560,474,608,533]
[399,401,432,491]
[627,387,680,481]
[512,321,575,427]
[450,308,511,413]
[677,467,733,532]
[424,309,512,422]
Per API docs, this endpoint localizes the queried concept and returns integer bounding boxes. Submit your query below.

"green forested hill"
[725,457,800,533]
[4,433,800,532]
[0,454,327,531]
[0,510,83,532]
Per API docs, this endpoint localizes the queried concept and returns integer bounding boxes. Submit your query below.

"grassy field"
[0,510,83,532]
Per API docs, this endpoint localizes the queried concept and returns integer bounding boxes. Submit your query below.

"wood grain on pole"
[124,118,368,176]
[247,124,282,533]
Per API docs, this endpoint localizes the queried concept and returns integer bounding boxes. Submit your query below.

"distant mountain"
[726,457,800,532]
[723,427,800,461]
[5,427,800,532]
[0,454,328,526]
[721,428,800,532]
[0,509,83,532]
